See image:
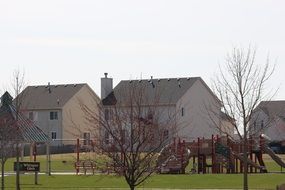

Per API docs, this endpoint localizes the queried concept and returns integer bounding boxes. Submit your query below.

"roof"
[103,77,217,106]
[18,83,86,110]
[220,111,235,123]
[0,92,49,143]
[257,101,285,119]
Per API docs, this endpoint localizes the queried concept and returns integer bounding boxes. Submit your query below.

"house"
[0,91,49,158]
[250,101,285,142]
[101,73,233,142]
[0,91,49,143]
[18,83,100,147]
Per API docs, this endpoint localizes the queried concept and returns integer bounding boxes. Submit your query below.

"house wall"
[176,79,221,141]
[62,85,100,146]
[24,109,62,145]
[265,119,285,141]
[251,109,285,142]
[250,110,269,137]
[220,120,235,137]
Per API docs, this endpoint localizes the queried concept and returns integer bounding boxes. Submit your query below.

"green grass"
[4,152,110,172]
[2,153,285,189]
[2,173,285,189]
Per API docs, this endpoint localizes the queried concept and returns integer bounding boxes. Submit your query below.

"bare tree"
[81,82,177,190]
[212,47,274,190]
[11,70,26,190]
[0,93,18,190]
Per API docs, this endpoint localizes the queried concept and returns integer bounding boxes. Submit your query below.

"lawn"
[2,153,285,189]
[4,153,285,173]
[4,152,110,172]
[2,173,285,189]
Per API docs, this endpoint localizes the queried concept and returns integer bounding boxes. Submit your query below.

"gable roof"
[103,77,217,106]
[257,101,285,119]
[19,83,86,110]
[0,92,49,143]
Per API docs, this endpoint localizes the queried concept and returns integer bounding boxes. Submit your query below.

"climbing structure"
[156,134,283,174]
[188,135,267,174]
[157,138,191,174]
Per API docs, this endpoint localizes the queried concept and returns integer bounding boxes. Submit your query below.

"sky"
[0,0,284,99]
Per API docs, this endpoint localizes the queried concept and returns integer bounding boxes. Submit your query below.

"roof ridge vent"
[178,81,181,88]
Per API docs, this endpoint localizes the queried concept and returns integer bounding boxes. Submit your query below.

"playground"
[5,134,285,175]
[2,135,285,189]
[157,135,285,175]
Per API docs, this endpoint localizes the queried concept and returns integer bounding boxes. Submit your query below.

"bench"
[75,160,96,175]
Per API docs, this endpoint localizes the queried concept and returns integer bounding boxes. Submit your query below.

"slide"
[263,146,285,168]
[232,151,266,171]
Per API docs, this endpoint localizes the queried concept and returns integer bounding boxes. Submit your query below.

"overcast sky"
[0,0,284,99]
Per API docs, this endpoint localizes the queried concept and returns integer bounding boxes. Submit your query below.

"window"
[181,107,184,117]
[51,132,57,140]
[163,130,169,139]
[104,131,109,144]
[50,111,58,120]
[105,109,109,121]
[83,132,91,145]
[121,129,126,144]
[29,112,34,120]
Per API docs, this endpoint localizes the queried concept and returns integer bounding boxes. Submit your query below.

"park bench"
[74,160,96,175]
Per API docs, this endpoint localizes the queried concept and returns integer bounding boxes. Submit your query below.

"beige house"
[251,101,285,142]
[19,83,100,146]
[101,74,233,142]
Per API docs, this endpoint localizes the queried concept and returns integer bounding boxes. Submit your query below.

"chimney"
[48,82,51,93]
[101,73,113,99]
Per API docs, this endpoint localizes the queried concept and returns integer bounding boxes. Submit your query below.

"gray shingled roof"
[103,77,213,106]
[257,101,285,119]
[0,92,49,143]
[19,83,86,110]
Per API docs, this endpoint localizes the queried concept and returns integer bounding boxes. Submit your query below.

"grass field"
[4,153,285,173]
[2,153,285,189]
[2,173,285,189]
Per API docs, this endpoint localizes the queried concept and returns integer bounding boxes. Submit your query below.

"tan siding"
[62,85,100,145]
[176,79,221,141]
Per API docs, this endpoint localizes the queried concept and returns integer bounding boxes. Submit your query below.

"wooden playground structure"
[72,134,285,175]
[157,134,285,174]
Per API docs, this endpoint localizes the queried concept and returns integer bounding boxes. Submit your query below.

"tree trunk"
[1,161,4,190]
[243,136,248,190]
[16,144,20,190]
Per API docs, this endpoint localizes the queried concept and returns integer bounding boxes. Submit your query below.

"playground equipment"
[263,146,285,168]
[157,134,285,174]
[189,135,267,173]
[157,139,191,174]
